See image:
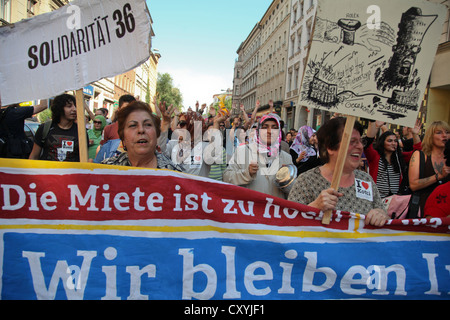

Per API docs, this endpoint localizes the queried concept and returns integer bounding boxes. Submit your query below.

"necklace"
[320,165,355,188]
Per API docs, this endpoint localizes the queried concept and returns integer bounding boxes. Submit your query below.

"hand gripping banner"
[0,159,449,300]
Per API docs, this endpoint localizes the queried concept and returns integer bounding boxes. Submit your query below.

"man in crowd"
[29,94,87,162]
[101,94,136,145]
[0,97,47,159]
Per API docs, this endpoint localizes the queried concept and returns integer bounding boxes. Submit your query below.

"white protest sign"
[298,0,446,127]
[0,0,151,106]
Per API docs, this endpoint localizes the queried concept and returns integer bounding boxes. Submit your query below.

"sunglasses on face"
[93,121,102,124]
[179,121,187,127]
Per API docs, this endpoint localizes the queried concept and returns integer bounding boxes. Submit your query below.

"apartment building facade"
[232,49,243,111]
[257,0,290,117]
[427,0,450,125]
[233,0,310,127]
[285,0,316,130]
[0,0,67,25]
[132,50,160,112]
[234,24,261,114]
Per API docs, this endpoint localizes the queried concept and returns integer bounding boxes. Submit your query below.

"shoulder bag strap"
[407,151,425,219]
[419,150,426,179]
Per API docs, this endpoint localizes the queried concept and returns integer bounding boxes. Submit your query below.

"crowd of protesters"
[1,93,449,221]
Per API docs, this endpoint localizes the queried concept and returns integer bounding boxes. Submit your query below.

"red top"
[425,182,450,218]
[100,122,119,145]
[364,140,422,184]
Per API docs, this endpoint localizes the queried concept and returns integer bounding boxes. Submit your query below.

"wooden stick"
[75,89,88,163]
[321,115,356,225]
[297,10,318,107]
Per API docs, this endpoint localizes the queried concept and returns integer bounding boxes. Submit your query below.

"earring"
[121,141,127,152]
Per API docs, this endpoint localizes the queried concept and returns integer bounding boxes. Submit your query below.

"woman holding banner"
[288,117,389,227]
[101,101,182,171]
[223,113,293,199]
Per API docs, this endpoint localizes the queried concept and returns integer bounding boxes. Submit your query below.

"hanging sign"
[0,0,151,105]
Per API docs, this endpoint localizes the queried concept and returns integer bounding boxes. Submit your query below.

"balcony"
[0,18,10,26]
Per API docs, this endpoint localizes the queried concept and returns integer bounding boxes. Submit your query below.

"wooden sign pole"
[75,89,88,163]
[294,10,356,225]
[321,115,356,225]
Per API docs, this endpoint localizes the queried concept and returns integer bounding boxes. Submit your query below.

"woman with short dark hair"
[288,117,389,227]
[102,101,181,171]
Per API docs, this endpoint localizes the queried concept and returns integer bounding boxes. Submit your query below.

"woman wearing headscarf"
[87,115,106,161]
[223,113,293,199]
[290,125,320,176]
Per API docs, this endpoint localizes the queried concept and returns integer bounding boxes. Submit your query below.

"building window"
[299,0,304,19]
[1,0,11,22]
[290,34,295,57]
[27,0,38,17]
[447,9,450,42]
[292,7,297,25]
[305,18,313,48]
[288,70,293,91]
[297,27,303,52]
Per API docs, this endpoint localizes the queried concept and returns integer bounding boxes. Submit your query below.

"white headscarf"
[290,126,317,162]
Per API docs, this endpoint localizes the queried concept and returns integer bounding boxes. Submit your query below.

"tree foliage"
[156,73,183,110]
[37,108,52,123]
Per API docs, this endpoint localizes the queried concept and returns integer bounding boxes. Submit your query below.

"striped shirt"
[376,158,401,198]
[208,148,227,181]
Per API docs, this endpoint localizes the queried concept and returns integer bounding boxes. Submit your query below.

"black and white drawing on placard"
[299,0,446,126]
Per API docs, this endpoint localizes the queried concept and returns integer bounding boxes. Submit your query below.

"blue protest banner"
[0,160,449,300]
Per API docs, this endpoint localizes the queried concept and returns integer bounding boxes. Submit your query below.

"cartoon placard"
[298,0,446,127]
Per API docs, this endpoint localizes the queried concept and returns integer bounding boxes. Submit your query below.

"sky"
[146,0,273,110]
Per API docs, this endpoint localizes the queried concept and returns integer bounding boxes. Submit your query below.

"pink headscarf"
[256,113,282,157]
